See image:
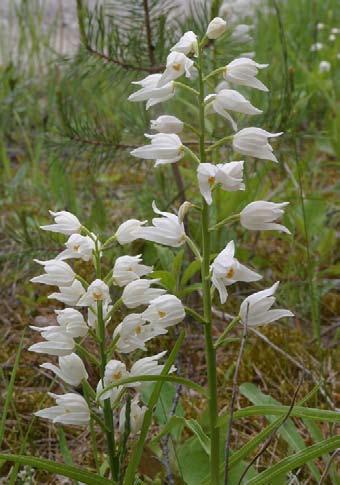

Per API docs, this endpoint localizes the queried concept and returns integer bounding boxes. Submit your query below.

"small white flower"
[130,133,184,167]
[331,28,340,34]
[150,115,184,134]
[310,42,323,52]
[122,279,166,309]
[112,254,153,287]
[40,210,81,235]
[231,24,252,43]
[329,34,336,42]
[171,31,198,56]
[211,241,262,304]
[224,58,269,92]
[115,219,146,245]
[142,294,185,330]
[88,301,112,328]
[130,351,176,389]
[31,260,75,287]
[55,308,88,338]
[97,360,128,402]
[35,392,90,425]
[113,313,161,354]
[29,327,75,356]
[48,280,85,305]
[138,201,186,247]
[206,89,262,131]
[128,73,175,110]
[319,60,331,73]
[197,163,218,205]
[157,51,195,87]
[40,353,88,386]
[240,201,290,233]
[240,281,294,326]
[119,396,146,435]
[206,17,227,40]
[216,161,245,191]
[56,234,95,262]
[316,22,325,31]
[233,127,283,162]
[77,279,110,306]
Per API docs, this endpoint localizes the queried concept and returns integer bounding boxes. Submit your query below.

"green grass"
[0,0,339,483]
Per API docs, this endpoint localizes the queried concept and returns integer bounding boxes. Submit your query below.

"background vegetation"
[0,0,339,483]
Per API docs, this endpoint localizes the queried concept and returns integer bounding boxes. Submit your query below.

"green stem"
[185,235,202,261]
[214,316,241,349]
[198,43,220,484]
[209,214,240,231]
[206,134,233,152]
[173,81,199,97]
[93,242,119,481]
[185,306,207,325]
[183,145,201,165]
[203,65,226,82]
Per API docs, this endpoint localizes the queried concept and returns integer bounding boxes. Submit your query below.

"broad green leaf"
[57,427,74,467]
[180,259,201,287]
[246,436,340,485]
[0,455,111,485]
[151,270,176,292]
[239,383,321,480]
[185,419,210,456]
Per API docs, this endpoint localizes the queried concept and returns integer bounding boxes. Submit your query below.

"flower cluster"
[128,18,293,322]
[30,211,185,431]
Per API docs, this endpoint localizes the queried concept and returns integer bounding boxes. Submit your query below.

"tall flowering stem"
[93,244,118,481]
[198,42,220,482]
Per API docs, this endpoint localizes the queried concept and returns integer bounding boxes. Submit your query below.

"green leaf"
[185,419,211,456]
[150,270,176,292]
[239,383,321,480]
[246,436,340,485]
[0,454,111,485]
[180,259,201,287]
[57,427,74,467]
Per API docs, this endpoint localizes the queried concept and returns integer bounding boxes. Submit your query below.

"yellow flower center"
[158,311,166,318]
[208,176,215,186]
[112,370,122,381]
[135,325,142,335]
[226,268,235,279]
[73,244,80,251]
[93,291,103,301]
[172,63,182,71]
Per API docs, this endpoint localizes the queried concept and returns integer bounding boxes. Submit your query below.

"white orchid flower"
[40,353,88,387]
[233,127,282,162]
[240,201,290,233]
[224,58,269,92]
[35,392,90,425]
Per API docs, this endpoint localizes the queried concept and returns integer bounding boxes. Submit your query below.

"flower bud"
[178,201,192,223]
[150,115,183,134]
[206,17,227,40]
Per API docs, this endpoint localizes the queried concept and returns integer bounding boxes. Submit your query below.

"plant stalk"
[198,44,220,484]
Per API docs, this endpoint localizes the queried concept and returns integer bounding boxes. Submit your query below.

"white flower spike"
[40,353,88,387]
[112,254,153,287]
[119,396,146,435]
[157,51,195,87]
[115,219,146,245]
[40,210,81,235]
[207,89,262,131]
[240,282,294,326]
[56,234,95,262]
[29,327,75,357]
[130,351,176,389]
[206,17,227,40]
[224,58,269,92]
[240,201,291,234]
[130,133,184,167]
[35,392,90,426]
[142,294,185,330]
[197,162,245,205]
[122,279,166,309]
[171,31,198,56]
[77,279,111,306]
[88,301,112,329]
[31,260,75,287]
[48,280,85,305]
[55,308,88,338]
[138,201,186,247]
[233,127,282,162]
[113,313,162,354]
[151,115,183,134]
[128,73,175,109]
[211,241,262,304]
